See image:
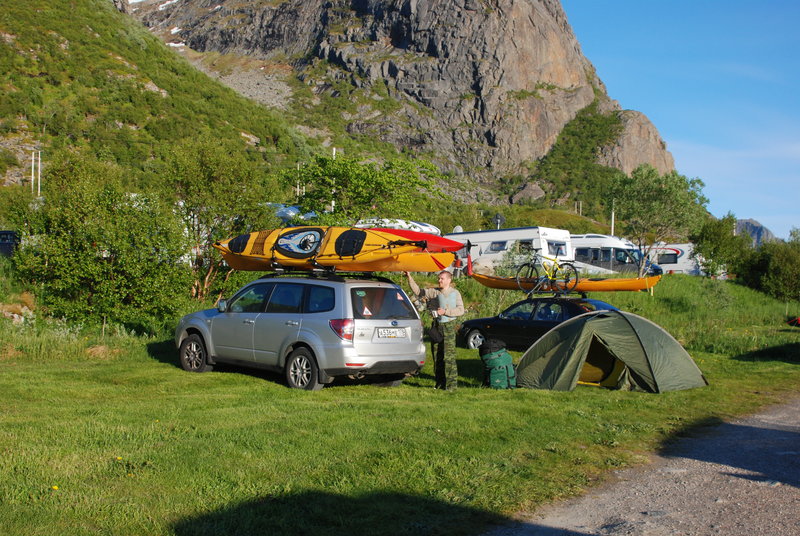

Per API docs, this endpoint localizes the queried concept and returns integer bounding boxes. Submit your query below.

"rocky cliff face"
[131,0,674,198]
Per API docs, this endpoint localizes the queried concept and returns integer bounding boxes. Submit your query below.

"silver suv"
[175,274,425,390]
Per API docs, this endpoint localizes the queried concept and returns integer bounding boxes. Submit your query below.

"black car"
[0,231,19,257]
[456,297,618,351]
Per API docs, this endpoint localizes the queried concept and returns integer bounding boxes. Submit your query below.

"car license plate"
[377,327,404,338]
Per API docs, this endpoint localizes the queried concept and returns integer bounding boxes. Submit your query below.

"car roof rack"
[524,290,589,299]
[257,270,397,285]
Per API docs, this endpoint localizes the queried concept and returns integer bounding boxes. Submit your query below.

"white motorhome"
[444,226,573,270]
[570,234,648,275]
[646,243,702,275]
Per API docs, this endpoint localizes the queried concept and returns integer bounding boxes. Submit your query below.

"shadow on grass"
[146,339,431,390]
[732,342,800,364]
[146,339,179,367]
[171,490,593,536]
[458,355,486,386]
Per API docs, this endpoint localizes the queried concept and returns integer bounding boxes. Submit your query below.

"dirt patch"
[0,343,22,360]
[85,345,121,360]
[484,396,800,536]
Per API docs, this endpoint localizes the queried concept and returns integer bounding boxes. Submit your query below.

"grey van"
[175,274,425,390]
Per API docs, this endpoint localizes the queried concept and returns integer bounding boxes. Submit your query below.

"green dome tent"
[516,310,708,392]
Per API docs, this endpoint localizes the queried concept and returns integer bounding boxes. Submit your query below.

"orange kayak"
[471,272,662,292]
[213,226,463,273]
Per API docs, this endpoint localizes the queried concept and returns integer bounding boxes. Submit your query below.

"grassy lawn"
[1,276,799,535]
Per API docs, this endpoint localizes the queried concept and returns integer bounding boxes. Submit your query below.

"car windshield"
[351,287,417,320]
[501,301,536,320]
[576,300,617,312]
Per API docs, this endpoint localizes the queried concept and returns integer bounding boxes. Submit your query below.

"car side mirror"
[217,299,227,313]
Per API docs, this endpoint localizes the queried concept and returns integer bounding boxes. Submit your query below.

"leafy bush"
[11,151,192,331]
[735,231,800,302]
[690,212,752,277]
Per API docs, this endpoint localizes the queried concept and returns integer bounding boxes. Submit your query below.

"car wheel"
[285,348,323,391]
[179,334,213,372]
[466,329,485,350]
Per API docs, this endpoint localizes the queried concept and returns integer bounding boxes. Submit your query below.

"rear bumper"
[324,360,423,376]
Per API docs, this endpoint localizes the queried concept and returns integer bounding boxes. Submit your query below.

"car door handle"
[285,320,300,326]
[243,319,255,325]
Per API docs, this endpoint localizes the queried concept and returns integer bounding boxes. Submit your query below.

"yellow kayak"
[471,272,662,292]
[213,226,462,273]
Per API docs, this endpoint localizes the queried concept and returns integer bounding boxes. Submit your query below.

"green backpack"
[480,346,517,389]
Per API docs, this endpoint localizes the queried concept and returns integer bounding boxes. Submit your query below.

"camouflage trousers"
[432,320,458,390]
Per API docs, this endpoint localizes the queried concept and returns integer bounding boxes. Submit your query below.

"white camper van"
[444,226,573,270]
[570,234,647,275]
[646,243,702,275]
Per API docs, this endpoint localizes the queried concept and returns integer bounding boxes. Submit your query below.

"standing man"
[405,270,465,390]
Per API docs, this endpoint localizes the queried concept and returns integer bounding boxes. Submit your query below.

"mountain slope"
[131,0,674,204]
[0,0,314,188]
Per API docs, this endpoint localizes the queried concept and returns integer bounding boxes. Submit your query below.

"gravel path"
[485,396,800,536]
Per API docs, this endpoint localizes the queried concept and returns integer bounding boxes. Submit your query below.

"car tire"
[179,333,213,372]
[285,348,323,391]
[466,329,485,350]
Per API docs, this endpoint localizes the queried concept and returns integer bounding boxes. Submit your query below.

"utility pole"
[30,150,42,195]
[611,198,615,236]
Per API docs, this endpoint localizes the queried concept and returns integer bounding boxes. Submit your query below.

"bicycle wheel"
[515,263,544,293]
[555,262,579,293]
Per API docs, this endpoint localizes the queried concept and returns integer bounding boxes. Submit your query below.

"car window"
[228,283,273,313]
[502,301,535,320]
[265,283,305,314]
[305,285,335,313]
[533,302,564,322]
[351,287,416,320]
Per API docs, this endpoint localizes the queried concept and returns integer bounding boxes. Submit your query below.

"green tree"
[736,228,800,302]
[611,164,708,275]
[285,155,441,226]
[690,212,752,277]
[163,136,281,300]
[11,151,191,330]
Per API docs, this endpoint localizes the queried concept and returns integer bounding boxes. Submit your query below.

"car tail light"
[329,318,355,341]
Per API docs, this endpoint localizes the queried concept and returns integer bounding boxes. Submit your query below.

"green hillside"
[0,0,315,187]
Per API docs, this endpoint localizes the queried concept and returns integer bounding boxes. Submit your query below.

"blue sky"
[561,0,799,239]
